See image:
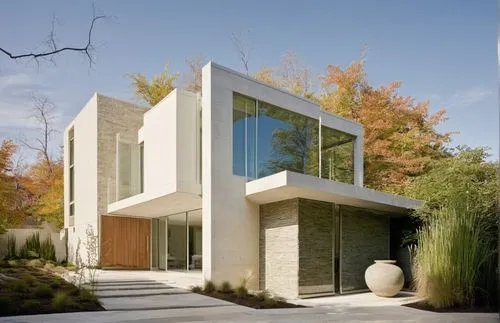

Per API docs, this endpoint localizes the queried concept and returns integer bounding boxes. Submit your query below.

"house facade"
[64,62,421,299]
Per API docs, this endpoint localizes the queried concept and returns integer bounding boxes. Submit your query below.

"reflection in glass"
[232,92,356,185]
[118,142,132,200]
[321,126,355,184]
[188,210,202,270]
[167,213,187,270]
[258,102,319,178]
[233,93,256,178]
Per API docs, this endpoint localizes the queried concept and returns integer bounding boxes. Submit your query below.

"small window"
[68,127,75,221]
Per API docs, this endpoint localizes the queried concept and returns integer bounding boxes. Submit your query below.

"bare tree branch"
[21,94,59,173]
[230,31,253,75]
[0,4,107,67]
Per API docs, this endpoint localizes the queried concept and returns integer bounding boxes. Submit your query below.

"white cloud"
[446,86,494,109]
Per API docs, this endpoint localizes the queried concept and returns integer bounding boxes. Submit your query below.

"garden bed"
[191,282,304,309]
[0,261,104,317]
[404,301,497,313]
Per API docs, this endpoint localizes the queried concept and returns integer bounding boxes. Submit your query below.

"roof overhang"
[108,191,202,218]
[246,171,422,214]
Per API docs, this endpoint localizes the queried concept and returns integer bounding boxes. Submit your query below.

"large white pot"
[364,260,404,297]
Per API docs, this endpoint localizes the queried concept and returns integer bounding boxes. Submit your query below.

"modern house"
[63,62,422,299]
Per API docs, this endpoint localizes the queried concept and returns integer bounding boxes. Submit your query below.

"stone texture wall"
[95,95,146,262]
[340,206,389,292]
[259,198,299,298]
[96,94,146,216]
[298,199,333,294]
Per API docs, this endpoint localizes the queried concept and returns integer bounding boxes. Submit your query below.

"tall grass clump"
[39,236,56,261]
[20,232,41,259]
[6,234,16,259]
[412,197,496,308]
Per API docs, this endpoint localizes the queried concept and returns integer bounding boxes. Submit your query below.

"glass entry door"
[151,217,167,270]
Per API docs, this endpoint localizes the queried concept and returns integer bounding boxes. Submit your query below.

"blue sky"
[0,0,497,161]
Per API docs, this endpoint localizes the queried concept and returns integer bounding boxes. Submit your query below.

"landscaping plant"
[5,234,16,260]
[412,196,497,309]
[39,236,56,262]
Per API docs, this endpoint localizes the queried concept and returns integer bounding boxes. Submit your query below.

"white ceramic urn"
[364,260,404,297]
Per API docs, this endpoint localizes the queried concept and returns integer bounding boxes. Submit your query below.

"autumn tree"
[320,58,450,193]
[129,65,178,106]
[254,52,316,100]
[184,55,208,93]
[0,140,26,233]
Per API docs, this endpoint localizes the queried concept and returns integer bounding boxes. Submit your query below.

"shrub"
[52,291,72,310]
[255,290,271,302]
[40,236,56,261]
[191,285,202,293]
[218,281,232,293]
[20,274,36,285]
[0,296,16,314]
[34,284,54,298]
[21,232,41,259]
[412,197,496,308]
[50,280,62,289]
[5,234,16,260]
[27,259,44,268]
[9,279,29,293]
[203,280,216,293]
[235,285,248,297]
[23,300,42,312]
[78,288,98,303]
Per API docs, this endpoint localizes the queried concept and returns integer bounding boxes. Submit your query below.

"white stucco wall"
[64,94,99,264]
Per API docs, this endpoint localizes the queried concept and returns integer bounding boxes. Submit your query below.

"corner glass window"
[321,126,355,184]
[232,93,256,178]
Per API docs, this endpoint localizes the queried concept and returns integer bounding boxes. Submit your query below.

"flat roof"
[245,171,422,214]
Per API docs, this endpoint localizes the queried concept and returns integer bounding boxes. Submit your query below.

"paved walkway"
[0,270,497,322]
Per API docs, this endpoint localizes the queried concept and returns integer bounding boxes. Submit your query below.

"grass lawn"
[0,261,104,317]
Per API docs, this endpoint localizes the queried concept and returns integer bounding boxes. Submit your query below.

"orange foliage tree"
[319,59,451,193]
[0,140,27,232]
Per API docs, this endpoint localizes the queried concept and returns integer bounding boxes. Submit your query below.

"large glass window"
[258,102,318,178]
[321,126,355,184]
[232,92,355,185]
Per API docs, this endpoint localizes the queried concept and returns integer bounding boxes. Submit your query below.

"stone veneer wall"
[96,95,146,262]
[298,199,333,295]
[259,198,299,298]
[340,206,390,292]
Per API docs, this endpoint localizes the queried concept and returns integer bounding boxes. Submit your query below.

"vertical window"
[139,142,144,193]
[321,126,355,184]
[68,128,75,217]
[118,141,132,200]
[232,93,256,178]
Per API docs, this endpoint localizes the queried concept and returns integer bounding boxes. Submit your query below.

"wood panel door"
[101,215,151,269]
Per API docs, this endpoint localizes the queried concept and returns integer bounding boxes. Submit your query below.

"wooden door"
[101,215,151,269]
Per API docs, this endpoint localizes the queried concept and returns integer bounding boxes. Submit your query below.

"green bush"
[5,234,16,260]
[34,284,54,298]
[40,236,56,261]
[9,279,29,293]
[235,285,248,297]
[23,299,42,312]
[412,197,496,308]
[219,281,232,293]
[21,232,41,259]
[255,290,271,302]
[52,291,72,311]
[78,288,98,303]
[20,274,36,285]
[27,259,44,268]
[191,285,202,293]
[50,280,62,289]
[203,280,216,293]
[0,296,16,314]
